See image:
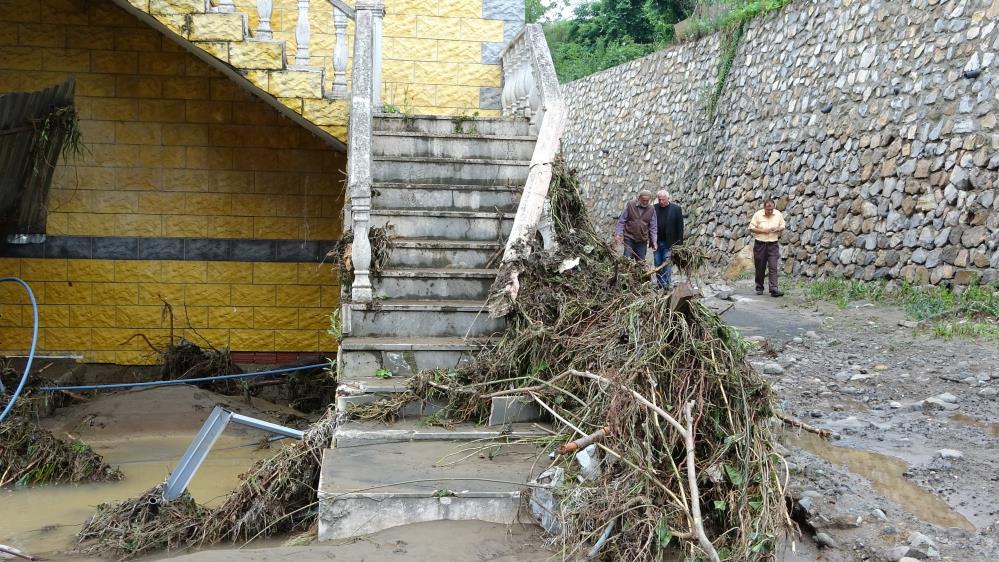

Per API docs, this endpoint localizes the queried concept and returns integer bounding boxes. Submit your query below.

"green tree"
[543,0,696,82]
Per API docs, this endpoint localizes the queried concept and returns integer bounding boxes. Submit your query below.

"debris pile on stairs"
[354,158,795,561]
[76,407,339,559]
[0,390,122,488]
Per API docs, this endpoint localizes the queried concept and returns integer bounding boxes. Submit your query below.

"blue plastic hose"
[0,277,40,423]
[39,362,331,392]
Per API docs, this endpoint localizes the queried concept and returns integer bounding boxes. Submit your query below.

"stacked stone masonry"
[561,0,999,286]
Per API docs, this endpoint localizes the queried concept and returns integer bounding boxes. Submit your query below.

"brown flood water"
[789,432,976,532]
[0,434,272,561]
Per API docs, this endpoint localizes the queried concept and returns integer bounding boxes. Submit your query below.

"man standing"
[614,189,657,262]
[749,198,785,297]
[653,190,683,288]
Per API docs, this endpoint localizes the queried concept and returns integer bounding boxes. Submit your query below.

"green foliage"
[542,0,793,89]
[804,277,999,344]
[705,20,744,118]
[375,367,393,379]
[327,308,342,343]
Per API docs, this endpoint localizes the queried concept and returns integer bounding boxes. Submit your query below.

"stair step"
[373,114,532,137]
[345,300,503,338]
[372,132,535,160]
[317,440,541,540]
[188,12,246,42]
[338,336,492,379]
[373,182,520,212]
[372,156,529,186]
[385,239,504,269]
[372,209,513,241]
[333,420,553,448]
[373,268,497,300]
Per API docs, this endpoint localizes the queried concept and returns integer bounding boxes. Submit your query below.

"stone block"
[458,18,504,42]
[195,41,229,62]
[268,69,323,98]
[303,99,348,126]
[150,0,203,15]
[229,40,284,69]
[188,13,245,41]
[479,86,501,110]
[482,0,524,21]
[488,396,543,426]
[479,41,503,64]
[458,62,500,86]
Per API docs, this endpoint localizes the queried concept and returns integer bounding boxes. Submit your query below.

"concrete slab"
[317,440,543,541]
[488,396,544,426]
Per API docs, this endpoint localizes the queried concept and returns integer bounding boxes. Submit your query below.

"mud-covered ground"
[707,280,999,561]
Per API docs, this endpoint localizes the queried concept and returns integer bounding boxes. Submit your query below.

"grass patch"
[680,0,794,41]
[803,277,999,344]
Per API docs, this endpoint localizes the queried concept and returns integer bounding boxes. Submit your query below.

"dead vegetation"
[352,157,794,561]
[76,407,338,560]
[73,159,799,561]
[0,395,122,488]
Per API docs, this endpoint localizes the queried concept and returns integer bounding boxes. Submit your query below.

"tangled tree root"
[354,157,794,561]
[76,407,339,560]
[0,396,122,488]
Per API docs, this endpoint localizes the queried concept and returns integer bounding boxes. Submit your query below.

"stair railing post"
[330,6,349,98]
[295,0,312,65]
[370,1,384,111]
[255,0,273,39]
[346,1,376,303]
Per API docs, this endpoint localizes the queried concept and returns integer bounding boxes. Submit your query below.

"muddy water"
[789,432,976,531]
[0,434,272,561]
[950,414,999,437]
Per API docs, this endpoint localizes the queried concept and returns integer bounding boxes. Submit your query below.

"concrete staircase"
[318,113,551,541]
[336,113,534,412]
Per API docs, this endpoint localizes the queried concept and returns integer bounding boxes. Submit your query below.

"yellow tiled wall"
[0,0,345,364]
[230,0,507,115]
[0,258,338,364]
[0,0,346,239]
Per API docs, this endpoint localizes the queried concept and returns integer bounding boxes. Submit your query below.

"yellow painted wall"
[0,0,345,363]
[0,258,338,363]
[229,0,505,116]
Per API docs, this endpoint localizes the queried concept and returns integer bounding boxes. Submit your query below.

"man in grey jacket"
[614,189,657,261]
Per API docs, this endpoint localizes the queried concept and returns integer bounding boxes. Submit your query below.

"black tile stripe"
[0,236,340,263]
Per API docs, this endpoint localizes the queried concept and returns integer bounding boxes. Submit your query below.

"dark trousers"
[623,238,647,261]
[753,240,780,292]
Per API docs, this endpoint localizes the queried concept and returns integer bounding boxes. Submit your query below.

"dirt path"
[708,280,999,560]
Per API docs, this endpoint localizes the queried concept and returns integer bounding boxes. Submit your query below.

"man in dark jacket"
[614,189,657,261]
[653,190,683,288]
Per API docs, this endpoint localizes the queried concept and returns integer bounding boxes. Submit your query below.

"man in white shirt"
[748,199,786,297]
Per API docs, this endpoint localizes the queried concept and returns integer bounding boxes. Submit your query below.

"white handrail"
[486,24,564,316]
[498,24,565,265]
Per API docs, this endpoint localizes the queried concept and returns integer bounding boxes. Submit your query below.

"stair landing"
[317,438,545,540]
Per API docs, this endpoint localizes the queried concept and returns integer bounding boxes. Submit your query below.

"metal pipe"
[38,362,331,392]
[0,277,39,423]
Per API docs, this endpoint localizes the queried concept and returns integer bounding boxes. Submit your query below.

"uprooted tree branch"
[75,157,817,561]
[351,157,803,560]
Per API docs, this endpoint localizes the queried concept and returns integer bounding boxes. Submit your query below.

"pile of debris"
[74,159,802,561]
[354,158,795,561]
[0,393,122,488]
[76,408,338,559]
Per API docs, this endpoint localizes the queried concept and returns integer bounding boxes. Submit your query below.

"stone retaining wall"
[561,0,999,285]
